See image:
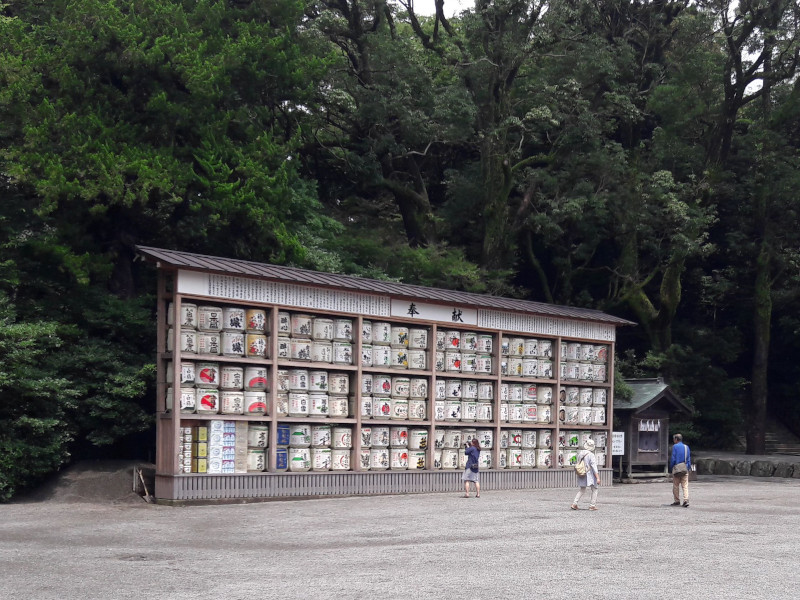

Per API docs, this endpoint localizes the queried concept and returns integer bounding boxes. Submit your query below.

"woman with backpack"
[571,439,601,511]
[462,438,481,498]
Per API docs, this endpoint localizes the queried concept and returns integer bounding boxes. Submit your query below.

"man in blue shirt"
[669,433,691,507]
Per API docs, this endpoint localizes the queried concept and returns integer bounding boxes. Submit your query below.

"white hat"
[584,439,595,451]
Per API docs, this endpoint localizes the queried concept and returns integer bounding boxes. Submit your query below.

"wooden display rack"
[138,246,634,502]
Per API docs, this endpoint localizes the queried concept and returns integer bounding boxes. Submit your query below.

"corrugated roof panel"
[135,246,635,326]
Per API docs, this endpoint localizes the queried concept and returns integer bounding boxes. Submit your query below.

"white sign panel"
[390,299,477,326]
[612,432,625,456]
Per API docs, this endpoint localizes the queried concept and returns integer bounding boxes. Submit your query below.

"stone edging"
[695,457,800,478]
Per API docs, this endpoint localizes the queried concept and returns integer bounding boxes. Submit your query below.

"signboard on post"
[612,432,625,456]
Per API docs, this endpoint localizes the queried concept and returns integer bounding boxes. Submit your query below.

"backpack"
[574,456,587,476]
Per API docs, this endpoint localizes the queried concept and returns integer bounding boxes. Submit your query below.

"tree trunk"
[747,240,770,455]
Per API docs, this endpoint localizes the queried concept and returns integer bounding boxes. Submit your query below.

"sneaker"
[671,501,680,506]
[570,504,578,510]
[683,501,689,508]
[589,506,598,511]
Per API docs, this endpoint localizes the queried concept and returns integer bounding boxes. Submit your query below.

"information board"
[612,432,625,455]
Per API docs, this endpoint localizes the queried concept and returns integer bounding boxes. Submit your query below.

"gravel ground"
[2,472,799,600]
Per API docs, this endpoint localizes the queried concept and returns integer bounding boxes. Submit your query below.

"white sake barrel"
[245,333,268,358]
[498,449,508,469]
[441,448,459,470]
[166,387,196,413]
[309,393,329,418]
[566,362,580,381]
[372,322,392,345]
[434,400,446,422]
[592,388,607,405]
[499,403,510,422]
[476,401,492,422]
[565,430,580,448]
[332,427,352,449]
[461,400,477,422]
[566,343,580,360]
[579,362,593,382]
[244,308,266,333]
[592,406,606,425]
[361,373,374,394]
[565,387,580,405]
[500,337,510,356]
[537,385,553,404]
[332,341,352,365]
[593,363,607,382]
[168,302,197,329]
[311,424,332,447]
[537,429,553,449]
[198,306,223,332]
[445,399,462,421]
[244,391,267,415]
[563,405,579,425]
[372,375,391,396]
[390,426,408,447]
[372,345,392,368]
[332,318,353,342]
[329,396,348,418]
[478,450,493,469]
[308,370,328,393]
[446,351,462,372]
[275,311,290,335]
[371,426,390,447]
[195,388,219,414]
[460,331,478,351]
[275,393,288,417]
[592,431,607,448]
[594,345,608,363]
[461,429,477,445]
[361,344,373,367]
[521,429,537,449]
[409,328,428,349]
[289,424,311,448]
[360,426,372,448]
[331,449,351,471]
[166,361,196,387]
[476,334,493,354]
[289,369,309,391]
[434,379,446,400]
[197,332,222,355]
[579,344,595,361]
[537,404,552,424]
[288,392,309,417]
[579,431,593,448]
[579,388,593,406]
[597,451,607,468]
[443,330,460,350]
[561,448,578,468]
[359,448,371,470]
[311,448,332,472]
[578,406,593,426]
[276,369,289,392]
[221,331,245,357]
[372,397,392,420]
[443,429,463,449]
[507,448,522,469]
[535,449,552,468]
[508,403,524,423]
[409,378,427,399]
[220,366,244,390]
[434,330,446,351]
[507,429,522,448]
[522,383,538,402]
[390,326,409,348]
[310,341,333,363]
[498,429,509,449]
[476,429,493,449]
[560,341,568,361]
[390,348,409,369]
[362,320,372,343]
[359,395,372,419]
[220,390,245,415]
[408,350,427,370]
[290,338,311,361]
[446,380,462,398]
[434,429,445,449]
[522,358,538,378]
[434,351,446,372]
[538,360,553,379]
[499,383,510,401]
[475,354,492,374]
[328,373,350,396]
[433,449,442,469]
[407,451,426,470]
[370,447,389,470]
[523,338,538,357]
[509,338,525,357]
[538,339,553,358]
[290,313,312,338]
[246,448,266,472]
[220,307,245,332]
[478,382,493,400]
[167,328,197,354]
[391,376,411,398]
[507,357,523,377]
[391,398,409,420]
[521,449,536,468]
[409,429,428,450]
[559,362,568,381]
[408,398,427,421]
[462,380,478,399]
[276,336,290,359]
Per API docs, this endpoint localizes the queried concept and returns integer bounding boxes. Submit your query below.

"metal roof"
[135,246,636,327]
[617,378,693,414]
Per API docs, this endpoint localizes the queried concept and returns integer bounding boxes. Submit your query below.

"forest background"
[1,0,799,501]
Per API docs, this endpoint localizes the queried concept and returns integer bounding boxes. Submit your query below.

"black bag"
[469,462,479,473]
